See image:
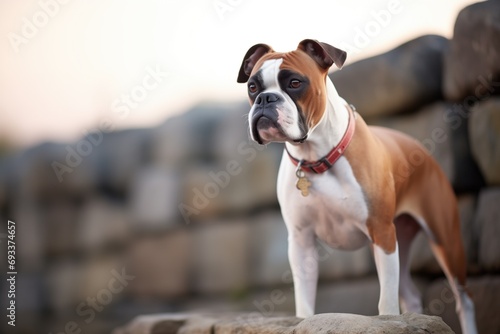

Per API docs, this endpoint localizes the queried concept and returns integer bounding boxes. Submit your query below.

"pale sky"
[0,0,480,147]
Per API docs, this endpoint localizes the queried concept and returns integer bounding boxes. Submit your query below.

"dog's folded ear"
[298,39,347,70]
[237,43,273,83]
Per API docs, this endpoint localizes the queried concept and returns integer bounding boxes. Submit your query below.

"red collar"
[286,104,356,174]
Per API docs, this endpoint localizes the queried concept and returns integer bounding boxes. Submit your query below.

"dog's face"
[237,39,346,145]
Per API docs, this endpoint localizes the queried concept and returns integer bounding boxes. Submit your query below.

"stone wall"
[1,2,499,334]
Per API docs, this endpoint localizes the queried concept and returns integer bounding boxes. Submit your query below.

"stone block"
[192,221,250,294]
[40,198,82,257]
[443,1,500,101]
[77,197,131,252]
[151,102,247,168]
[469,98,500,186]
[248,212,289,287]
[128,229,191,298]
[475,188,500,272]
[96,129,152,195]
[331,35,448,118]
[293,312,452,334]
[423,275,500,334]
[179,164,253,223]
[318,244,375,281]
[114,312,453,334]
[46,261,83,313]
[129,166,180,230]
[315,277,380,316]
[79,256,128,305]
[11,203,46,272]
[179,151,279,224]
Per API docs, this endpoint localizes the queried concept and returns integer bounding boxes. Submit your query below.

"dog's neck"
[285,77,350,162]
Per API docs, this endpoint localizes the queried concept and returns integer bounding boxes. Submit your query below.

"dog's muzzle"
[250,92,283,144]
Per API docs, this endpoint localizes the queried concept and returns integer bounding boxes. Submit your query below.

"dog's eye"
[248,83,258,93]
[289,79,301,89]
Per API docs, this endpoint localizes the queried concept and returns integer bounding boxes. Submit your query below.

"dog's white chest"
[278,154,370,250]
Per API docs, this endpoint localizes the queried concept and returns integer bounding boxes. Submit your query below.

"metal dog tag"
[295,167,311,197]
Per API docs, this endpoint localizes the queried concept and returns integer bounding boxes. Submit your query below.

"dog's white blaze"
[255,59,303,139]
[260,58,282,90]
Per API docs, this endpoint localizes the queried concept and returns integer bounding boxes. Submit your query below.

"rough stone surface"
[192,221,251,294]
[248,212,290,287]
[469,98,500,186]
[151,102,248,167]
[15,273,45,315]
[423,276,500,334]
[212,105,256,161]
[79,256,126,304]
[128,229,192,298]
[318,244,375,281]
[129,166,180,230]
[215,316,301,334]
[97,129,152,195]
[45,261,82,312]
[114,312,453,334]
[0,164,7,212]
[243,146,281,209]
[315,277,380,316]
[12,142,74,198]
[36,197,83,257]
[113,314,189,334]
[458,194,480,273]
[5,141,92,197]
[475,188,500,272]
[295,313,452,334]
[443,1,500,101]
[465,276,500,334]
[179,147,280,223]
[331,35,447,118]
[12,203,46,272]
[77,197,130,251]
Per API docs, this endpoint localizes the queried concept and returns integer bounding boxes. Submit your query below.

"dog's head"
[237,39,346,145]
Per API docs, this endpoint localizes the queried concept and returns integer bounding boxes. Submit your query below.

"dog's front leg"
[373,242,400,315]
[288,232,318,318]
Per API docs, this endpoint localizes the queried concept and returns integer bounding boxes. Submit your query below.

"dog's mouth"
[252,115,288,144]
[250,108,308,145]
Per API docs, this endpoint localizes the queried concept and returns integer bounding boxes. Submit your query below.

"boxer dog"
[237,39,477,334]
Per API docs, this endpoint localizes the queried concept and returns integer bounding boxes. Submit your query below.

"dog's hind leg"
[394,213,422,313]
[429,241,477,334]
[420,198,477,334]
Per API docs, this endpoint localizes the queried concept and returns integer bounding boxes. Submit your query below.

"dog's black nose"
[255,92,280,105]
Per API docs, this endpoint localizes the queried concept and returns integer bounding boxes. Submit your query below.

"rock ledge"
[113,312,454,334]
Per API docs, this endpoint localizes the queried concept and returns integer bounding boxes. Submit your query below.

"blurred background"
[0,0,499,333]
